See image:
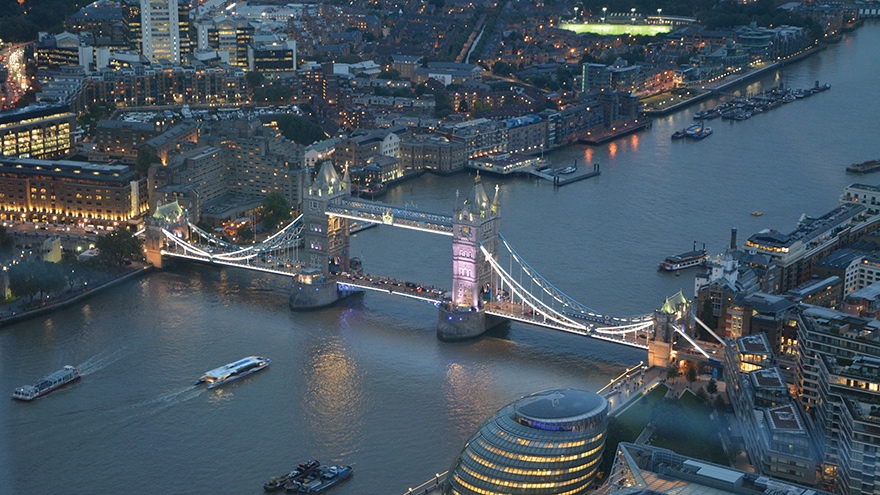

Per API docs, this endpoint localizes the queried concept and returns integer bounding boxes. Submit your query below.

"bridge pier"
[437,308,507,341]
[289,277,359,310]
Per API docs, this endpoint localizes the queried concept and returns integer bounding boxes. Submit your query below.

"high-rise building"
[140,0,180,64]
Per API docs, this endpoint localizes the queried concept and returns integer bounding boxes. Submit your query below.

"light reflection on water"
[1,25,880,495]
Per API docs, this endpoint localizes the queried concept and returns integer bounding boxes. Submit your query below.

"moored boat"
[285,465,353,493]
[265,461,320,492]
[659,243,709,271]
[195,356,270,389]
[684,124,701,137]
[558,165,577,175]
[845,159,880,174]
[671,129,686,139]
[691,127,713,140]
[12,365,81,401]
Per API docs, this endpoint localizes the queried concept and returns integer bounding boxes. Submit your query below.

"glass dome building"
[443,389,608,495]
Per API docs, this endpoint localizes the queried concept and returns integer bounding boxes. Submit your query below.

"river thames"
[2,23,880,495]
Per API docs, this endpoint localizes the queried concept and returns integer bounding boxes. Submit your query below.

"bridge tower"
[143,201,188,269]
[648,291,690,368]
[437,175,506,340]
[290,161,356,309]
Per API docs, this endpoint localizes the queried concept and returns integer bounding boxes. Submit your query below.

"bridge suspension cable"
[480,243,587,332]
[497,233,652,325]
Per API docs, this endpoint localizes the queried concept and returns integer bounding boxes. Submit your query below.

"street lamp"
[631,7,636,23]
[574,6,579,21]
[602,6,607,22]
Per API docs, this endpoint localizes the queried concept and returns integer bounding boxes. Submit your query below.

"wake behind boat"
[195,356,270,389]
[12,365,80,401]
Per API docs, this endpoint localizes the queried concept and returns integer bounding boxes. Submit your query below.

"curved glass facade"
[443,389,608,495]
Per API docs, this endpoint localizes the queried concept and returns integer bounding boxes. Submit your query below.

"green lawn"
[614,384,669,431]
[648,390,729,465]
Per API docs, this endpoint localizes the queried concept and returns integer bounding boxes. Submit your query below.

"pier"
[555,162,601,187]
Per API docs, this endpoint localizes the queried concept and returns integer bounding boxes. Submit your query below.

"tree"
[713,395,727,412]
[95,229,144,270]
[666,364,680,383]
[246,70,265,87]
[135,149,161,175]
[378,68,400,80]
[0,226,14,263]
[262,192,292,231]
[685,361,698,389]
[695,386,709,403]
[262,114,326,146]
[706,377,718,396]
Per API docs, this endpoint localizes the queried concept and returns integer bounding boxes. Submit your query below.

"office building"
[0,105,76,159]
[444,389,607,495]
[140,0,181,64]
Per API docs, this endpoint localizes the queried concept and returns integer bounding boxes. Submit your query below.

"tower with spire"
[439,174,505,339]
[291,161,356,309]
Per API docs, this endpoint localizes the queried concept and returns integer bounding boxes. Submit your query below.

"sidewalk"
[0,263,153,328]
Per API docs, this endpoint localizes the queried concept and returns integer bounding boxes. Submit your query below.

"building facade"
[0,105,77,159]
[140,0,181,64]
[0,157,148,225]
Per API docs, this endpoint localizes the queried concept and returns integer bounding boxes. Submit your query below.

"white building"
[140,0,180,64]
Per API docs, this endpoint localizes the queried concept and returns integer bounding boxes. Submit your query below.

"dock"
[554,162,601,187]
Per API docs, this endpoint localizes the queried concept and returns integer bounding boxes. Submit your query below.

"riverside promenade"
[643,43,827,116]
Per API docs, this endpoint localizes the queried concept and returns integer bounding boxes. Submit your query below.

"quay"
[643,43,826,117]
[555,162,601,187]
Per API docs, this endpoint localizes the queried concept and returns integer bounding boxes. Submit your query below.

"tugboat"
[264,461,320,492]
[671,129,687,140]
[12,365,81,401]
[285,465,353,493]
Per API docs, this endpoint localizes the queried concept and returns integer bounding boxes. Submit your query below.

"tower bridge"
[143,162,720,365]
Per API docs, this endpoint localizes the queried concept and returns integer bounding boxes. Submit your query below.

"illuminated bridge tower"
[144,201,188,269]
[290,161,356,309]
[438,175,506,341]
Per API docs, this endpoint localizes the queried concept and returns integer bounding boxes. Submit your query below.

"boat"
[265,461,320,492]
[285,465,353,493]
[846,159,880,174]
[558,165,577,175]
[671,129,687,139]
[691,126,713,140]
[195,356,270,389]
[684,124,702,137]
[751,211,763,216]
[12,365,81,401]
[658,243,709,271]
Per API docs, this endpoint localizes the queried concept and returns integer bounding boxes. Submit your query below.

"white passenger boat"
[195,356,271,389]
[12,365,81,401]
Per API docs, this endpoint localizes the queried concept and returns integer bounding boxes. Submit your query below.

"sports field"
[560,23,672,36]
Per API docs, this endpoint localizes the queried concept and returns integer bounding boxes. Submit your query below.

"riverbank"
[643,43,828,116]
[0,263,154,328]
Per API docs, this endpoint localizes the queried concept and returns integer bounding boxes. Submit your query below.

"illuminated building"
[724,334,819,486]
[744,203,879,293]
[0,157,148,225]
[140,0,181,64]
[444,389,607,495]
[194,16,254,68]
[794,306,880,494]
[94,119,164,162]
[0,105,76,159]
[399,135,466,175]
[248,37,297,73]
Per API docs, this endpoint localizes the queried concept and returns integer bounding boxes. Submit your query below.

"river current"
[2,24,880,495]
